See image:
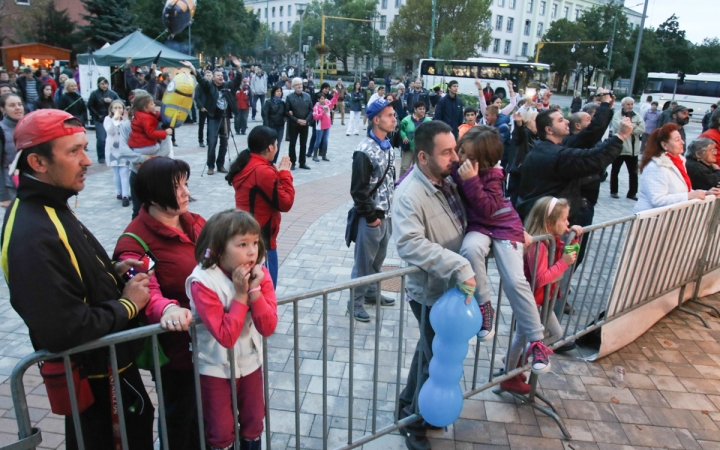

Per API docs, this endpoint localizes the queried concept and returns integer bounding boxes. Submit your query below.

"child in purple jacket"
[452,125,553,395]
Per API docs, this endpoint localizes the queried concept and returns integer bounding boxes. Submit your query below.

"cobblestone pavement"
[0,117,716,450]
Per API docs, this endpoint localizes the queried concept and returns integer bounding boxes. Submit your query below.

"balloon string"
[62,29,171,114]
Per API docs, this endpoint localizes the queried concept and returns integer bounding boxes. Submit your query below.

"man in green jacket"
[399,102,432,178]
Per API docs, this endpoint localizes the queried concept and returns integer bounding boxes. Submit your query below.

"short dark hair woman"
[261,85,287,163]
[226,126,295,287]
[113,157,204,450]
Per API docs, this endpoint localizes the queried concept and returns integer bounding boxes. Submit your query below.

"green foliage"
[577,3,631,82]
[537,18,587,88]
[655,14,694,73]
[16,0,81,50]
[288,0,379,73]
[129,0,261,58]
[435,34,458,61]
[387,0,492,63]
[81,0,137,48]
[692,38,720,74]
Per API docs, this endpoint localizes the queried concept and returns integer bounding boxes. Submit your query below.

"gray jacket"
[0,117,18,202]
[391,167,474,306]
[250,72,267,95]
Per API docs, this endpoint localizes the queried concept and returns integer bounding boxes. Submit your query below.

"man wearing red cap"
[1,109,155,449]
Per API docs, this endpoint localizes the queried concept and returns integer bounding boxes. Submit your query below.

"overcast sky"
[624,0,717,44]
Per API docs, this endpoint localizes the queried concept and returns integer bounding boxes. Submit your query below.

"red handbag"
[39,361,94,415]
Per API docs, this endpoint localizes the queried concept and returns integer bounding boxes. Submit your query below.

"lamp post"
[628,0,649,96]
[265,0,269,62]
[296,3,307,73]
[307,36,313,76]
[429,0,436,58]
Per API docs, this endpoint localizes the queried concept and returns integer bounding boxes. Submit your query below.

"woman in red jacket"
[113,157,203,450]
[226,126,295,287]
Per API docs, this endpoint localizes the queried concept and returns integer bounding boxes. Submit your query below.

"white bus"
[418,58,551,100]
[642,72,720,116]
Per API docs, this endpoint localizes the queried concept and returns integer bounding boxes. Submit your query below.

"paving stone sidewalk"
[0,121,717,450]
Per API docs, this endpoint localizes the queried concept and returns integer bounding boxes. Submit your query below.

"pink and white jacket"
[312,92,340,130]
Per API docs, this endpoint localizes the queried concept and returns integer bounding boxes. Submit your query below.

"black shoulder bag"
[345,159,392,247]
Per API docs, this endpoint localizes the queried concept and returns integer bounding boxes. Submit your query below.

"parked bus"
[642,72,720,115]
[418,58,551,100]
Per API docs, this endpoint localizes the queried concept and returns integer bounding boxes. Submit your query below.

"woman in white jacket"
[635,123,717,213]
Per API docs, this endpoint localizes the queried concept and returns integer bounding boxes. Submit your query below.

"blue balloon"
[428,356,464,385]
[430,287,483,340]
[431,336,469,363]
[418,378,465,427]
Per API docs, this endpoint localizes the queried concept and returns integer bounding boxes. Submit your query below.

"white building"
[243,0,643,70]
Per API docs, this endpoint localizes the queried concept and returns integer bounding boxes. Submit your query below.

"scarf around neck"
[665,152,692,192]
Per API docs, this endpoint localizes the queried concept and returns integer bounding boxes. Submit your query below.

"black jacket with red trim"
[1,176,141,375]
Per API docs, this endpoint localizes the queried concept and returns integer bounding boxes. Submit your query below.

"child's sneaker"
[526,341,553,374]
[477,301,495,342]
[499,374,530,394]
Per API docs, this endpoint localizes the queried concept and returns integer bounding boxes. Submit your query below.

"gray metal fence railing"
[2,198,720,450]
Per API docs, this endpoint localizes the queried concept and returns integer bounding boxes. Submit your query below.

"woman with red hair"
[635,123,719,213]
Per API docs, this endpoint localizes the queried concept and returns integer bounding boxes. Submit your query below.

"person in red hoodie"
[127,91,173,153]
[113,157,202,450]
[235,83,250,135]
[226,126,295,287]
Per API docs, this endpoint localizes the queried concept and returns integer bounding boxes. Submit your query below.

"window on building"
[496,15,503,30]
[395,0,401,6]
[509,0,515,8]
[381,0,387,8]
[288,5,292,15]
[540,1,546,15]
[264,7,267,18]
[279,22,283,31]
[526,0,533,13]
[537,21,544,36]
[482,44,489,52]
[498,0,505,6]
[524,20,531,35]
[280,6,284,16]
[15,0,29,4]
[504,40,511,54]
[272,22,275,30]
[521,43,528,56]
[493,38,501,53]
[551,3,557,18]
[288,21,292,30]
[575,8,581,20]
[563,6,569,18]
[272,7,275,17]
[380,15,387,29]
[485,16,492,28]
[507,17,514,32]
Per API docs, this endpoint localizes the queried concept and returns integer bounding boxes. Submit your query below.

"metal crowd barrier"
[2,198,720,450]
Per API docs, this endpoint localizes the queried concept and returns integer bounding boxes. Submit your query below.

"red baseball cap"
[9,110,86,174]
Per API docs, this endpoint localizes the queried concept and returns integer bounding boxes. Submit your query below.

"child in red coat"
[128,91,173,154]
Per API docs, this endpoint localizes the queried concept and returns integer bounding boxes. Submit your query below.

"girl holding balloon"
[451,125,553,395]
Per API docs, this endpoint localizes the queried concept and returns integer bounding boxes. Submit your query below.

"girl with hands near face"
[186,210,277,450]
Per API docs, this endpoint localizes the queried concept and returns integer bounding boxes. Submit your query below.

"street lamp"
[296,3,307,73]
[307,36,313,76]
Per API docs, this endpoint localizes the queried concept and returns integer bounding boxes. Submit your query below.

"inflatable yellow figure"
[161,69,197,128]
[162,0,196,36]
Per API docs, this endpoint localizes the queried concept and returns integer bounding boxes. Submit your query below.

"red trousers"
[200,367,265,448]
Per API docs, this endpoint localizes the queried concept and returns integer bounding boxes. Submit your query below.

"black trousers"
[65,365,154,450]
[198,110,208,144]
[129,171,141,220]
[610,155,638,197]
[287,124,308,166]
[153,367,201,450]
[398,300,434,437]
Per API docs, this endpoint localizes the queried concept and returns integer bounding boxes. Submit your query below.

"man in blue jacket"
[433,80,464,138]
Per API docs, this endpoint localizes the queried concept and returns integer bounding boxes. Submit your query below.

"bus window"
[644,78,663,93]
[421,61,436,75]
[676,80,697,96]
[696,81,720,97]
[661,79,676,93]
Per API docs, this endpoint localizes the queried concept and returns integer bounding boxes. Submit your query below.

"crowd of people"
[3,61,720,450]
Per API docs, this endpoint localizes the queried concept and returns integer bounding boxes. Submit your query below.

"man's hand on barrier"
[562,251,578,266]
[689,190,707,200]
[616,117,633,141]
[123,273,150,311]
[160,305,193,331]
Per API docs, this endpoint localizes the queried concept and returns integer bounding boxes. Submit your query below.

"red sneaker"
[500,374,530,394]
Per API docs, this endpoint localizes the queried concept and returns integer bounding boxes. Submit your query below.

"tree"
[537,19,587,90]
[617,26,665,93]
[655,14,694,74]
[387,0,492,65]
[130,0,261,59]
[692,38,720,74]
[80,0,137,48]
[15,0,81,50]
[578,3,631,85]
[288,0,378,73]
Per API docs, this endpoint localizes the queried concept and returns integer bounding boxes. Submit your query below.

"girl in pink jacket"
[310,90,339,161]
